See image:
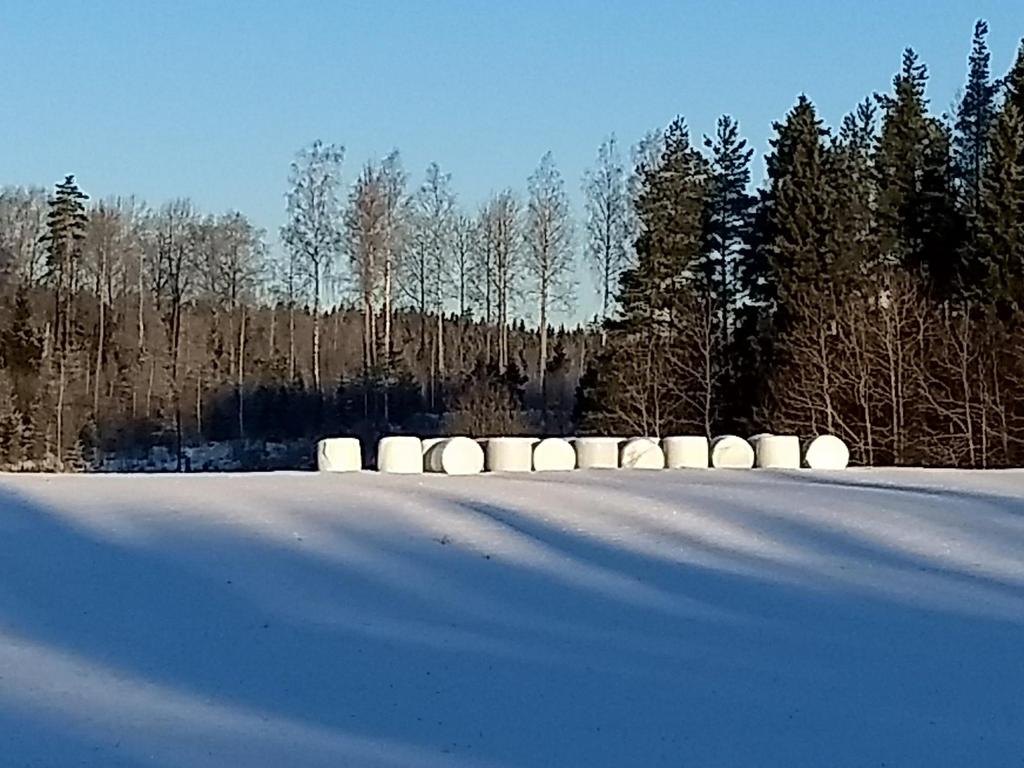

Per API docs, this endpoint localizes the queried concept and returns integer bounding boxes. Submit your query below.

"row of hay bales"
[317,434,850,474]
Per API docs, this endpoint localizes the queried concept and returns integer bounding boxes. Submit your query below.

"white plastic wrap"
[424,437,485,475]
[316,437,362,472]
[710,435,755,469]
[661,436,709,469]
[532,438,576,471]
[804,434,851,469]
[619,437,665,469]
[751,434,800,469]
[572,437,623,469]
[484,437,537,472]
[376,436,424,474]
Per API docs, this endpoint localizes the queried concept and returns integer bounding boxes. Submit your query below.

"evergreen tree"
[876,50,960,294]
[42,176,88,350]
[1004,40,1024,118]
[762,96,831,323]
[977,102,1024,313]
[580,118,712,435]
[1,282,43,415]
[825,99,880,279]
[702,115,756,429]
[702,115,755,352]
[954,20,999,210]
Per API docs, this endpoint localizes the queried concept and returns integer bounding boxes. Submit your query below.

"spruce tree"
[876,50,960,294]
[41,175,89,466]
[825,99,880,279]
[762,95,831,321]
[977,102,1024,314]
[954,20,999,210]
[702,115,756,429]
[702,116,755,348]
[1004,41,1024,118]
[580,117,711,435]
[42,176,88,350]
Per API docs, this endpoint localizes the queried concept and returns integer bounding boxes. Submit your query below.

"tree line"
[1,21,1022,469]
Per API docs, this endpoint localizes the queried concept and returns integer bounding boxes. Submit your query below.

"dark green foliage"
[977,102,1024,314]
[954,20,999,209]
[876,50,962,294]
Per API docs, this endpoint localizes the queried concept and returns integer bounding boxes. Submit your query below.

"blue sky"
[2,1,1023,313]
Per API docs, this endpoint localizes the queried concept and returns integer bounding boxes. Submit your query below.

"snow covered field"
[1,469,1022,767]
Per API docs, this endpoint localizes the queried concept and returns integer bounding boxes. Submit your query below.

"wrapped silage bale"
[424,437,485,475]
[710,435,755,469]
[803,434,851,469]
[750,434,801,469]
[421,437,447,454]
[532,438,576,471]
[377,436,424,474]
[316,437,362,472]
[619,437,665,469]
[661,436,709,469]
[485,437,537,472]
[572,437,623,469]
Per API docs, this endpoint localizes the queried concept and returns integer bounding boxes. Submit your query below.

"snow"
[1,469,1023,767]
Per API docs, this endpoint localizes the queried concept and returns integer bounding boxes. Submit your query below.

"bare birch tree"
[282,140,345,394]
[481,190,521,370]
[525,152,574,393]
[582,136,630,323]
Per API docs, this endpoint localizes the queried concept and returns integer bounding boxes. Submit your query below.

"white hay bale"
[620,437,665,469]
[424,437,484,475]
[661,436,709,469]
[572,437,623,469]
[316,437,361,472]
[710,435,755,469]
[751,434,800,469]
[532,438,576,472]
[421,437,447,454]
[804,434,851,469]
[485,437,537,472]
[377,436,424,474]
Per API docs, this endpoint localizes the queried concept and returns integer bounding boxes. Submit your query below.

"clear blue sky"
[2,0,1023,312]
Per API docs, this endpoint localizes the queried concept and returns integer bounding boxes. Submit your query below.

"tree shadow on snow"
[0,473,1021,767]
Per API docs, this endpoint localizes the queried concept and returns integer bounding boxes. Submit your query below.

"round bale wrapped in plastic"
[532,437,576,472]
[661,436,709,469]
[377,436,424,474]
[421,437,447,455]
[484,437,537,472]
[619,437,665,469]
[804,434,850,469]
[317,437,362,472]
[750,434,800,469]
[424,437,485,475]
[710,435,755,469]
[572,437,623,469]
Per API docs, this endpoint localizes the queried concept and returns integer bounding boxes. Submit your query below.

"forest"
[1,21,1023,470]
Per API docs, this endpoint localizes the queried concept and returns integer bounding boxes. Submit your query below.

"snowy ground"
[1,469,1022,767]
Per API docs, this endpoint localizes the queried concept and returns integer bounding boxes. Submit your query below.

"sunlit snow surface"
[1,469,1022,767]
